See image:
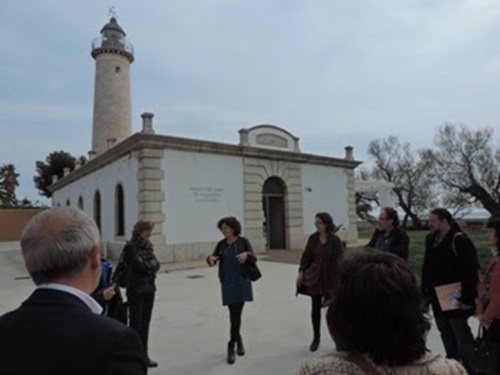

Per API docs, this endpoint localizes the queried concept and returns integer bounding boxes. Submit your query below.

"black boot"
[309,337,320,352]
[236,336,245,356]
[147,357,158,368]
[227,341,236,364]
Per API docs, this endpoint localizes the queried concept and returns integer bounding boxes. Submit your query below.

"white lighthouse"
[90,17,134,156]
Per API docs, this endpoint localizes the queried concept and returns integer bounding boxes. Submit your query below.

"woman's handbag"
[112,250,129,288]
[107,286,128,325]
[302,263,321,287]
[244,261,262,282]
[474,325,500,375]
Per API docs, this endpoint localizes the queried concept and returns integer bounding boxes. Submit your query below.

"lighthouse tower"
[90,17,134,156]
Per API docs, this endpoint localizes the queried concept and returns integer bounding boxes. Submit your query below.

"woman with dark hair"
[296,212,343,352]
[476,217,500,372]
[115,220,160,368]
[207,216,257,365]
[296,251,466,374]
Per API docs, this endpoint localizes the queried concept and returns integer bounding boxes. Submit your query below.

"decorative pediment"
[238,124,300,152]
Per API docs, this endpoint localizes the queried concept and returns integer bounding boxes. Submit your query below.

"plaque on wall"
[256,134,288,148]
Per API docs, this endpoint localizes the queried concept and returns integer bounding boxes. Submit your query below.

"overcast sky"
[1,0,500,205]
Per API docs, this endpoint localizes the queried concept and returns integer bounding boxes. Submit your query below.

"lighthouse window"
[115,66,120,73]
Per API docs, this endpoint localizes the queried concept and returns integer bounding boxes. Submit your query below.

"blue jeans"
[434,315,476,374]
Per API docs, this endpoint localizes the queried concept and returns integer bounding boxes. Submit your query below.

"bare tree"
[428,124,500,216]
[367,136,437,228]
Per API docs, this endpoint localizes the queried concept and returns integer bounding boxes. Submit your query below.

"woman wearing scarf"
[476,217,500,374]
[121,220,160,368]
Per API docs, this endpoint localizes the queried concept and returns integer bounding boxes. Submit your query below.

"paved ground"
[0,243,479,375]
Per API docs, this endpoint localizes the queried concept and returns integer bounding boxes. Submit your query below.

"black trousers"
[311,295,322,339]
[128,292,155,352]
[228,302,244,342]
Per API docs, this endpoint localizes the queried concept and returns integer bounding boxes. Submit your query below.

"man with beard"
[421,208,479,375]
[365,206,410,260]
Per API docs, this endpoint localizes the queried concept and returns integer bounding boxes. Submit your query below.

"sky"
[1,0,500,205]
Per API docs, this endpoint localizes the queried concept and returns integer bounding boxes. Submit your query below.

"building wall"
[52,155,139,250]
[162,150,244,261]
[301,164,349,241]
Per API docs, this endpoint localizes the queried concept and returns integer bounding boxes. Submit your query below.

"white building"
[48,18,361,262]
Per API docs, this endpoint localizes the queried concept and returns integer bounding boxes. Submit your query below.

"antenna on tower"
[108,6,116,18]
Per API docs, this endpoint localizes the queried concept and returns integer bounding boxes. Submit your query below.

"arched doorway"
[262,177,286,249]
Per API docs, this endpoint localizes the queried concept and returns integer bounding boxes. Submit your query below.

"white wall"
[163,150,244,244]
[52,155,139,242]
[301,164,349,236]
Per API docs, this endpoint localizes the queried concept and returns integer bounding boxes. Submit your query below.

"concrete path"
[0,244,479,375]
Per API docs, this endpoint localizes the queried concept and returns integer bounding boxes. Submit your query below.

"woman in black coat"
[118,220,160,368]
[296,212,344,352]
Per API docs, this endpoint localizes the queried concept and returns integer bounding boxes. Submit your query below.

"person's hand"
[296,272,304,287]
[208,255,219,267]
[102,284,116,301]
[236,252,248,264]
[460,303,473,310]
[421,297,430,313]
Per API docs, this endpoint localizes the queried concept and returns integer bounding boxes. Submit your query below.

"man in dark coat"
[421,208,479,375]
[0,208,148,375]
[366,206,410,260]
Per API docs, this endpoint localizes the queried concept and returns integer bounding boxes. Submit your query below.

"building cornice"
[48,133,362,192]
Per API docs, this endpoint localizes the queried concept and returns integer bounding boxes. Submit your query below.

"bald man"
[0,208,148,375]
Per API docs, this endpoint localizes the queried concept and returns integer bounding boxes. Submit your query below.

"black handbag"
[107,286,128,325]
[243,261,262,282]
[112,249,129,288]
[474,325,500,375]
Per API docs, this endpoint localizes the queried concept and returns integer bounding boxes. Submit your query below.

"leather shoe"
[147,358,158,368]
[236,336,245,356]
[227,341,236,364]
[309,338,320,352]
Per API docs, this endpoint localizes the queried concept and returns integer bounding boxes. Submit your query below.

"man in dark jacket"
[0,208,147,375]
[366,206,410,260]
[421,208,478,375]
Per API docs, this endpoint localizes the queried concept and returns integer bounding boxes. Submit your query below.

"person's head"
[377,207,399,232]
[314,212,335,234]
[132,220,154,240]
[328,251,430,366]
[486,217,500,249]
[20,207,102,292]
[217,216,241,238]
[428,208,460,234]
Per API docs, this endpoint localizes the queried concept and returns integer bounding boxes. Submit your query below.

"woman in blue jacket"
[207,216,257,365]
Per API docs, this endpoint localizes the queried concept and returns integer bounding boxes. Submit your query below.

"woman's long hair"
[328,251,430,366]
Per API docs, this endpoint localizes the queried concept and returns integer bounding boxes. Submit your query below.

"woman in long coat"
[117,220,160,368]
[296,212,343,352]
[207,216,257,365]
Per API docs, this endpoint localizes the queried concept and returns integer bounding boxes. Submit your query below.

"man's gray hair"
[21,207,100,285]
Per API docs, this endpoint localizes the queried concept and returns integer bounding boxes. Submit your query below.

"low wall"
[0,209,45,242]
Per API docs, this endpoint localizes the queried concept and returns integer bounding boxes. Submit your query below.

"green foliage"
[0,164,19,207]
[33,151,87,198]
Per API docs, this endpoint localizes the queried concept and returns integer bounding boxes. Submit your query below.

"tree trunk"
[463,184,500,216]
